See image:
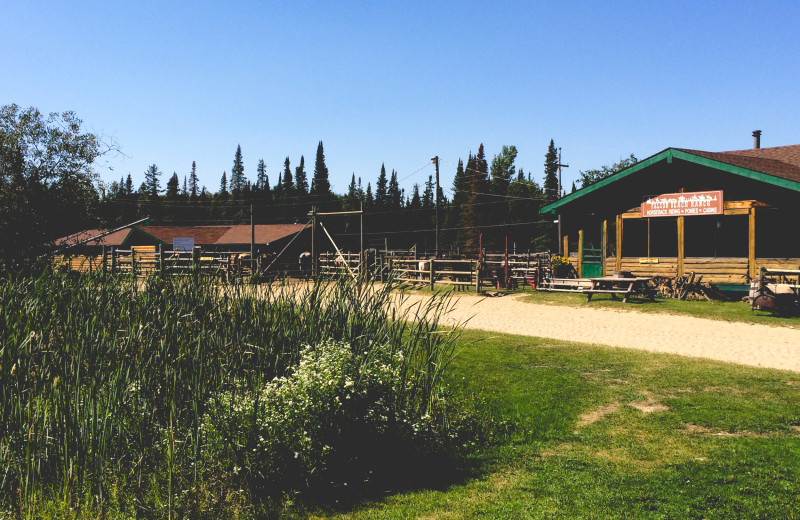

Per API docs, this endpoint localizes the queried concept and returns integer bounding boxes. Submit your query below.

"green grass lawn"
[316,330,800,519]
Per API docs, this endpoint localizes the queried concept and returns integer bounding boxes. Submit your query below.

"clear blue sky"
[3,0,798,199]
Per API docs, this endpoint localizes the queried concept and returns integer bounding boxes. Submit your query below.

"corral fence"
[53,245,276,281]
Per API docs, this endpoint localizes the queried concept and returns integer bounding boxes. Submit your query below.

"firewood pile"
[651,272,730,301]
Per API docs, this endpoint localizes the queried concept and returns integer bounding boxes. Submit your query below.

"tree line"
[1,104,636,270]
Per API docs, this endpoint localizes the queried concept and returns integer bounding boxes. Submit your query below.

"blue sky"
[3,0,798,199]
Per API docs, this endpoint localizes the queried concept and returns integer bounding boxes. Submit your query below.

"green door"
[581,222,604,278]
[582,248,603,278]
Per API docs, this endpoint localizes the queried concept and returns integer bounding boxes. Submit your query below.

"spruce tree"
[231,145,245,196]
[189,161,199,199]
[166,172,180,200]
[310,140,331,198]
[281,156,294,195]
[543,139,559,203]
[219,171,228,196]
[144,164,162,200]
[388,169,401,209]
[295,155,308,195]
[256,159,268,191]
[375,163,388,208]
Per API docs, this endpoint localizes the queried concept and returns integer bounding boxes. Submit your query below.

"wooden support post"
[602,220,608,276]
[429,259,435,290]
[101,246,107,275]
[677,216,685,277]
[615,214,623,271]
[158,244,164,274]
[577,229,584,278]
[749,207,756,279]
[311,206,318,278]
[563,235,569,259]
[192,246,200,276]
[476,261,481,293]
[110,246,116,273]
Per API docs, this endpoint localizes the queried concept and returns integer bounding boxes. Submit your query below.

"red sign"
[641,190,723,218]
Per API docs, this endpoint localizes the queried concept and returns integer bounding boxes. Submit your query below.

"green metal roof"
[540,148,800,214]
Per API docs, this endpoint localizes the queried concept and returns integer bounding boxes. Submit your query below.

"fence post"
[429,259,435,290]
[102,246,107,275]
[131,249,137,277]
[158,244,164,275]
[110,247,116,274]
[192,246,200,277]
[475,260,481,293]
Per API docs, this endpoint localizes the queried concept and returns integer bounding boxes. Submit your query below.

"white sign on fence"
[173,237,195,251]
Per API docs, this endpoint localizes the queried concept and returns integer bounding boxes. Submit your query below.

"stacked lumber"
[651,272,730,301]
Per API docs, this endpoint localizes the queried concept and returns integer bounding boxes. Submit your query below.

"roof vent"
[753,130,762,149]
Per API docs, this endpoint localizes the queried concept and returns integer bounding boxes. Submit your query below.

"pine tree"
[256,159,268,191]
[281,156,294,195]
[231,145,245,196]
[125,174,134,196]
[166,172,180,200]
[375,163,388,208]
[182,175,188,198]
[189,161,199,199]
[461,145,489,253]
[295,155,308,195]
[310,141,331,198]
[144,164,162,200]
[543,139,559,203]
[388,169,401,209]
[344,173,358,210]
[219,171,228,196]
[365,182,374,209]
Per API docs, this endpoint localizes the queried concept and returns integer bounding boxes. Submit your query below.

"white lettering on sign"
[642,190,723,218]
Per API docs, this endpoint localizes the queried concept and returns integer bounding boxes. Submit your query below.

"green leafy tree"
[490,145,518,197]
[579,153,638,188]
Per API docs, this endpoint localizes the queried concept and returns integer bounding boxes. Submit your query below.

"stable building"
[542,133,800,286]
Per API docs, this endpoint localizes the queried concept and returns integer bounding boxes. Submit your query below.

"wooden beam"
[615,214,622,271]
[677,216,685,276]
[563,234,569,259]
[577,229,584,277]
[602,220,608,276]
[749,207,756,279]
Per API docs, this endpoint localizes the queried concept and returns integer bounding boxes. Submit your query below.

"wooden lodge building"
[541,133,800,287]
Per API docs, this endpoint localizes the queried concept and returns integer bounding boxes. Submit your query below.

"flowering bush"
[202,338,440,503]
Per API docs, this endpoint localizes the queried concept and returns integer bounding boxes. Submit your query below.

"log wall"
[603,257,800,283]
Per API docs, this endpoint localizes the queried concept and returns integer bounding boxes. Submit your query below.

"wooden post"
[158,244,164,275]
[563,235,569,259]
[749,207,756,279]
[110,246,116,274]
[677,216,685,276]
[429,259,435,290]
[475,260,481,293]
[311,206,318,278]
[192,246,200,277]
[602,220,608,276]
[102,246,107,275]
[577,229,584,278]
[615,214,623,271]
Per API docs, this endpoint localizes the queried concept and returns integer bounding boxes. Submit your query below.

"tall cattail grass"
[0,268,461,516]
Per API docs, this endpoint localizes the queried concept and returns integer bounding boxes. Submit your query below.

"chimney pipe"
[752,130,762,149]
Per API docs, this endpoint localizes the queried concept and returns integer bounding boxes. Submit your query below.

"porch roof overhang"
[541,148,800,215]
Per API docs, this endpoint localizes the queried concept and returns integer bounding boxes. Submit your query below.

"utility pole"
[431,155,440,258]
[556,148,569,255]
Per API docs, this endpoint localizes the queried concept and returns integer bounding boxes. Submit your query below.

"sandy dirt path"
[398,292,800,373]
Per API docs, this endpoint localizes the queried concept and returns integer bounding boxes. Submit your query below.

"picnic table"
[585,276,654,303]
